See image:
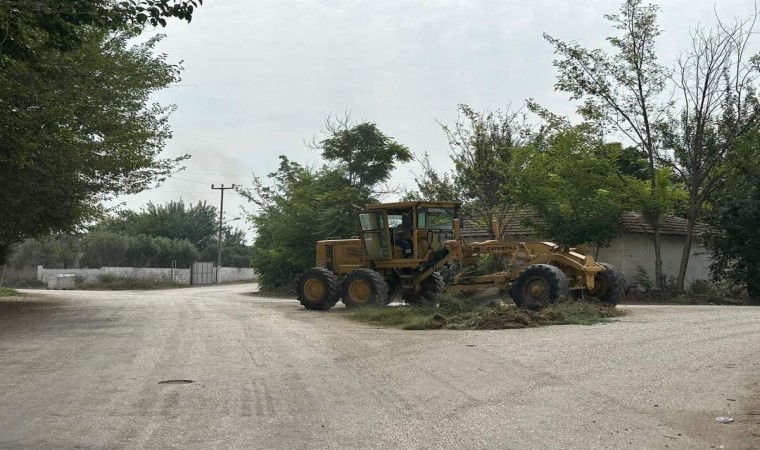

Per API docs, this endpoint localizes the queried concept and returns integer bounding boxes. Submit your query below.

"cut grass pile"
[0,287,24,297]
[347,295,627,330]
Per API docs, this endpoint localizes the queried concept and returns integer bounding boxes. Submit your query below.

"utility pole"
[211,184,236,283]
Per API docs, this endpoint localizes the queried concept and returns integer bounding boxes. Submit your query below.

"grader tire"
[297,267,339,311]
[341,268,389,308]
[511,264,570,311]
[402,272,445,304]
[589,263,625,306]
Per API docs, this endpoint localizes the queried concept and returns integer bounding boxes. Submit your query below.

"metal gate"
[191,262,215,285]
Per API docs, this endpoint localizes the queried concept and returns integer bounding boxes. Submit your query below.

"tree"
[97,200,251,267]
[616,146,651,180]
[242,122,411,290]
[242,160,359,289]
[518,123,630,247]
[438,104,530,239]
[149,237,199,268]
[545,0,671,287]
[79,231,200,268]
[0,0,202,63]
[8,235,81,269]
[123,234,162,268]
[310,118,412,237]
[0,0,202,264]
[79,232,131,268]
[318,118,412,188]
[101,200,217,251]
[705,130,760,303]
[403,152,461,202]
[0,29,187,263]
[662,11,760,290]
[200,228,253,268]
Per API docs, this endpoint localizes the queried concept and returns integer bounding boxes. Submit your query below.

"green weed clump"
[347,294,627,330]
[0,287,24,297]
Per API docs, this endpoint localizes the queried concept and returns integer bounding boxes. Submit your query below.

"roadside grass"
[0,279,45,289]
[347,295,627,330]
[0,287,25,297]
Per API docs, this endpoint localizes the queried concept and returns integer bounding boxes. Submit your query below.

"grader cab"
[296,201,625,311]
[297,202,459,310]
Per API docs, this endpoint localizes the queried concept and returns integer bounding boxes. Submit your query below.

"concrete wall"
[37,266,256,286]
[218,267,256,283]
[596,234,711,287]
[1,266,38,282]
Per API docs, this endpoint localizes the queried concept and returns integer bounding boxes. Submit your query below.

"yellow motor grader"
[296,201,625,310]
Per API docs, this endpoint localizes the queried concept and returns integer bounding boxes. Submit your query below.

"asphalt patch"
[158,379,194,385]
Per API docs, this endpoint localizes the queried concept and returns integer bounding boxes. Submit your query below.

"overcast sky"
[110,0,756,240]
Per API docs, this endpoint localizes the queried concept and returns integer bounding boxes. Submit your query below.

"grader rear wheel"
[511,264,570,311]
[297,267,339,310]
[341,268,389,308]
[587,263,625,306]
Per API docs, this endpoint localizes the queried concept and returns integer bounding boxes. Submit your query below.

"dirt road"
[0,284,758,449]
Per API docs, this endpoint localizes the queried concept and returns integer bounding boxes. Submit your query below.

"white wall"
[217,267,256,283]
[596,234,711,287]
[37,266,256,286]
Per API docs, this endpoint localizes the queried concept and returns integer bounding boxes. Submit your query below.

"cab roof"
[363,201,461,211]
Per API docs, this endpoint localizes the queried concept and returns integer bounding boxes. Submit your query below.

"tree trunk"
[652,223,665,289]
[645,154,665,290]
[676,213,696,292]
[747,268,760,305]
[485,211,496,240]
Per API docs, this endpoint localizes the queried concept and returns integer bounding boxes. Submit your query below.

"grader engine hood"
[315,239,363,273]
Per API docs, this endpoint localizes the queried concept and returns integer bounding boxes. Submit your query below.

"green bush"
[151,237,198,268]
[80,232,199,268]
[80,232,130,268]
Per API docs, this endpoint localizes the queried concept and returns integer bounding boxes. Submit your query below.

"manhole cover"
[158,379,194,385]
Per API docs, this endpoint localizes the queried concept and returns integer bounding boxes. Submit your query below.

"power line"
[182,171,254,177]
[169,175,217,185]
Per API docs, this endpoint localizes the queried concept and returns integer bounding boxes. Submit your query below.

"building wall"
[596,234,711,286]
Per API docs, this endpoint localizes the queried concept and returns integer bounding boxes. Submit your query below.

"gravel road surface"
[0,284,758,449]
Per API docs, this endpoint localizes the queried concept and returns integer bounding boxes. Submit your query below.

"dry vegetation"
[347,295,627,330]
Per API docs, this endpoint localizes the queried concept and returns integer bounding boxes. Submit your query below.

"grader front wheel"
[402,272,445,304]
[511,264,570,310]
[297,267,339,310]
[341,268,389,308]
